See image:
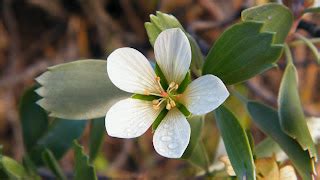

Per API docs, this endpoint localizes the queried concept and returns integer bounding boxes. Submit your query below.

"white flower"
[105,28,229,158]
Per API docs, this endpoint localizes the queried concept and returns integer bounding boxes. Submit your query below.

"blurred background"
[0,0,319,179]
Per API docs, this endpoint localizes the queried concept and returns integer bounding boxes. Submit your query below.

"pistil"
[151,77,180,110]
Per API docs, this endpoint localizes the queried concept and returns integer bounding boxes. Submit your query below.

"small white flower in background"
[105,28,229,158]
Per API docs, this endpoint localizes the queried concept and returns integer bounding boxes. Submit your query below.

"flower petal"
[153,108,190,158]
[181,75,229,115]
[105,98,161,138]
[154,28,191,84]
[107,47,159,94]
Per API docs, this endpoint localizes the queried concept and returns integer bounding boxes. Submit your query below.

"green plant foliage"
[0,155,34,179]
[19,86,49,152]
[255,137,282,158]
[295,34,320,64]
[74,141,97,180]
[247,101,316,179]
[36,60,128,120]
[89,118,105,162]
[278,63,317,161]
[145,11,204,76]
[203,21,283,85]
[241,3,293,44]
[186,142,209,170]
[29,119,86,165]
[214,105,255,180]
[181,115,204,159]
[42,149,67,180]
[303,7,320,14]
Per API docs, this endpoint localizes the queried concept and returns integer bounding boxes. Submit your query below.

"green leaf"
[241,3,293,44]
[22,156,41,180]
[181,115,204,159]
[247,101,316,179]
[203,21,282,85]
[131,94,158,101]
[295,34,320,64]
[145,11,204,76]
[29,119,86,165]
[152,108,168,132]
[73,141,97,180]
[146,11,183,45]
[155,63,169,90]
[214,105,255,180]
[36,59,128,120]
[303,7,320,14]
[0,155,29,179]
[186,141,209,171]
[89,118,105,162]
[255,137,282,158]
[278,63,317,160]
[42,149,67,180]
[177,71,191,94]
[19,86,49,152]
[176,103,191,117]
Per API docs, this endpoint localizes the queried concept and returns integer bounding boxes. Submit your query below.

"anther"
[152,99,159,105]
[166,103,172,110]
[170,99,176,107]
[153,105,160,110]
[169,82,176,88]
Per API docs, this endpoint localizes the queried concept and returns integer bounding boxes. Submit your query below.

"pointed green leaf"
[278,63,317,160]
[0,155,31,179]
[241,3,293,44]
[145,11,204,76]
[181,115,204,159]
[19,86,49,152]
[203,21,282,85]
[36,60,128,120]
[29,119,86,165]
[42,149,67,180]
[214,105,255,180]
[22,156,41,180]
[73,141,97,180]
[247,101,316,179]
[89,118,105,162]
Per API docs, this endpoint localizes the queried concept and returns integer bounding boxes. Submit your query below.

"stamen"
[152,99,160,105]
[174,84,179,90]
[166,103,172,110]
[169,99,176,107]
[152,98,165,110]
[155,76,165,93]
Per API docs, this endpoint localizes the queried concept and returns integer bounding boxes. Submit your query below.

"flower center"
[149,76,181,110]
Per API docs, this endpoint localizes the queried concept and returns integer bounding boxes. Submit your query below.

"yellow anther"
[166,103,172,110]
[169,82,176,88]
[174,84,179,90]
[152,99,159,105]
[170,99,176,107]
[153,105,160,110]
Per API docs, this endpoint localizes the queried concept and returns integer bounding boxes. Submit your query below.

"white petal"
[181,75,229,115]
[153,109,191,158]
[105,98,161,138]
[107,47,159,94]
[154,28,191,84]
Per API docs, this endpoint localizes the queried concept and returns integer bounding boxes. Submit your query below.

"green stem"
[284,44,294,65]
[289,38,320,47]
